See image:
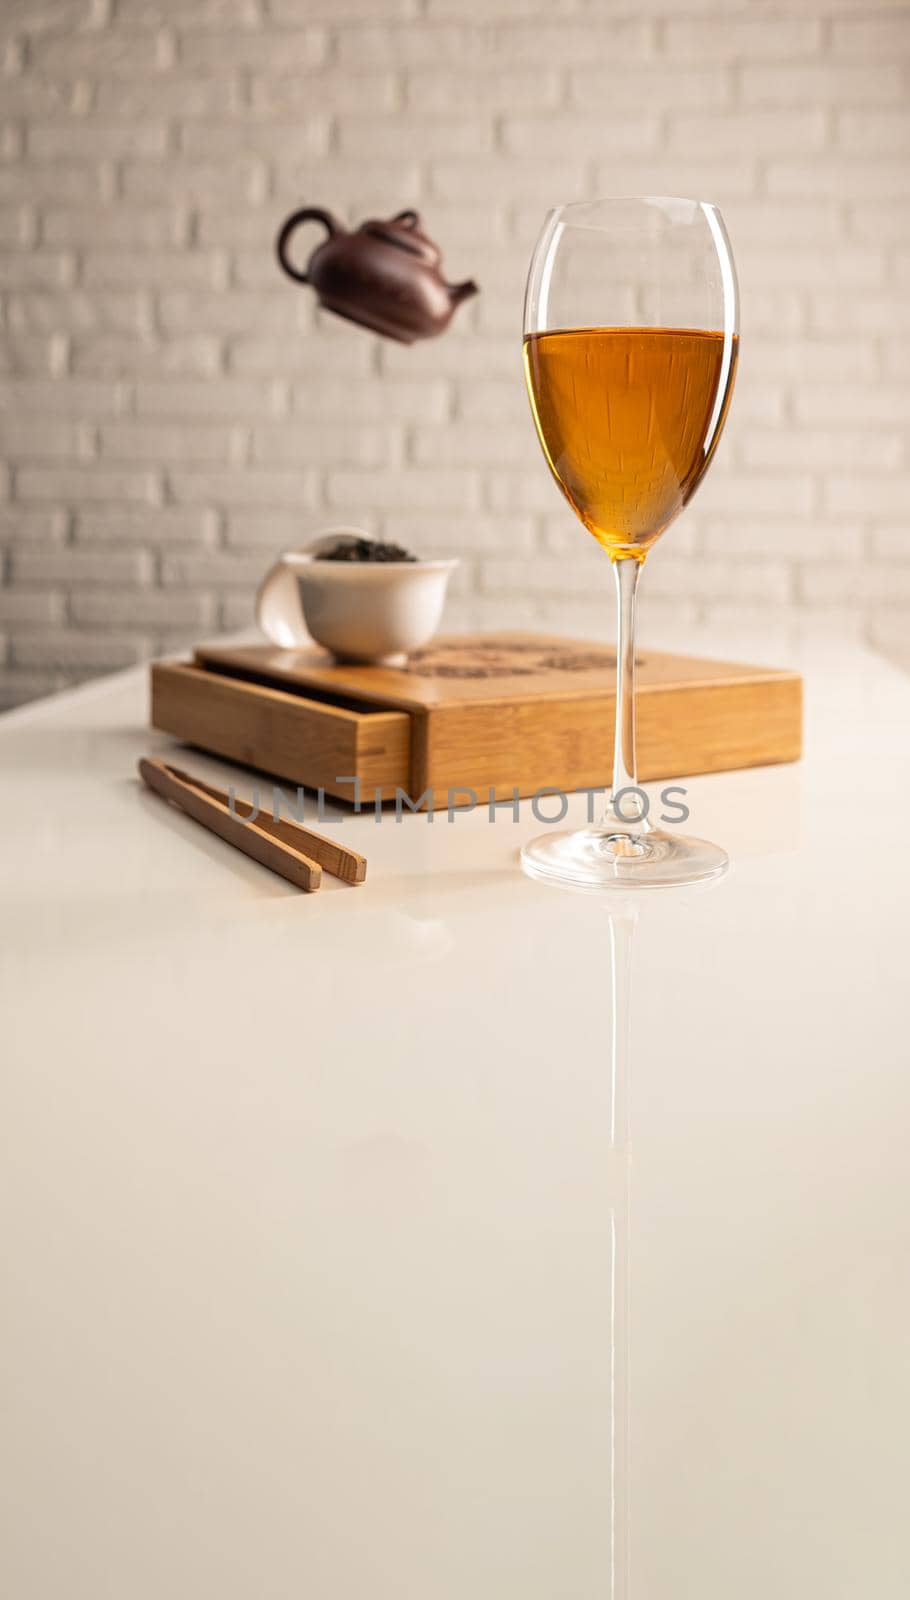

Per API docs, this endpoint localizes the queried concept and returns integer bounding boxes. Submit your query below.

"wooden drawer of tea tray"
[150,660,410,802]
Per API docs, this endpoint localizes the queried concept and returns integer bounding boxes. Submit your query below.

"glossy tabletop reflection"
[2,637,909,1599]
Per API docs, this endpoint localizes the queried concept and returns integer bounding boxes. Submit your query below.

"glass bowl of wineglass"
[521,195,739,889]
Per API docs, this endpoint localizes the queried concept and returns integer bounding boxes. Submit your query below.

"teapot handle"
[276,206,339,285]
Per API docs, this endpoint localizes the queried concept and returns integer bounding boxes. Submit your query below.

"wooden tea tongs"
[138,758,366,893]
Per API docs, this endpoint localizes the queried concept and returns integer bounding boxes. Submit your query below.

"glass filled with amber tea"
[521,197,738,889]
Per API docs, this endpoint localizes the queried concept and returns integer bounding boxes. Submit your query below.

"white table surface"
[2,634,909,1599]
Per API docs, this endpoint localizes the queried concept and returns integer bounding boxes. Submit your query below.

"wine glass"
[521,196,739,889]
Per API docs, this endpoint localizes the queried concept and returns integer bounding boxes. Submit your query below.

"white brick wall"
[0,0,909,708]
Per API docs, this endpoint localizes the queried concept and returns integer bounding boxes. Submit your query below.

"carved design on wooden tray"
[405,639,635,680]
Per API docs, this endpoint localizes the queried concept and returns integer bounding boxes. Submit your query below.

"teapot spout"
[449,278,479,307]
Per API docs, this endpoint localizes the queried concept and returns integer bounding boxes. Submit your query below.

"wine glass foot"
[520,825,728,891]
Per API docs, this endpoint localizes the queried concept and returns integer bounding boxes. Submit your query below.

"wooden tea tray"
[150,632,802,807]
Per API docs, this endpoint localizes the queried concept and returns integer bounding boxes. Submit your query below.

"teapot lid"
[362,209,441,265]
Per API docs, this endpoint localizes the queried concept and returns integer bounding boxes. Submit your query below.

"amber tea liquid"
[523,326,737,560]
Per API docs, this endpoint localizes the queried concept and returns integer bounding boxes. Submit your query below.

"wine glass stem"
[603,557,646,833]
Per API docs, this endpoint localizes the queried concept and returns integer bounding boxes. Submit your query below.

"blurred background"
[0,0,907,709]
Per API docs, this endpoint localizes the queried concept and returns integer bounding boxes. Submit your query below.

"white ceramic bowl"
[255,529,458,665]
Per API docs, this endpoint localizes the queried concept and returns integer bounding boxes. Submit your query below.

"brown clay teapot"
[276,207,478,344]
